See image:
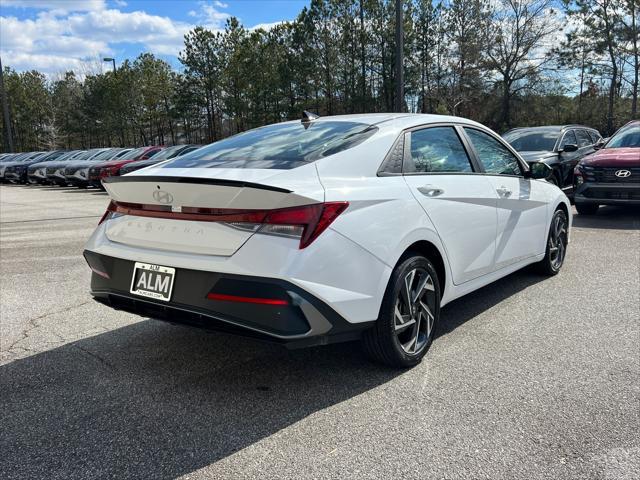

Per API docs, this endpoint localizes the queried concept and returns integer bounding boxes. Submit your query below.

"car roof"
[287,113,485,131]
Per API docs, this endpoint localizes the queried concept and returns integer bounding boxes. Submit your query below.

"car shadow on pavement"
[437,269,546,338]
[0,321,402,479]
[572,206,639,230]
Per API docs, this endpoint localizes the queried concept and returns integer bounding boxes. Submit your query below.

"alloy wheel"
[549,214,567,270]
[394,268,437,355]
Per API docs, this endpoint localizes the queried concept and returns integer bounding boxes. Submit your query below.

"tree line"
[1,0,638,153]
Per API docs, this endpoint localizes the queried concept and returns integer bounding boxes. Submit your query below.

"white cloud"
[196,2,230,27]
[113,0,127,6]
[0,1,290,75]
[251,21,284,31]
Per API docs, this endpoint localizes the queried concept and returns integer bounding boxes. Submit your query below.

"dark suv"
[573,121,640,214]
[503,125,602,193]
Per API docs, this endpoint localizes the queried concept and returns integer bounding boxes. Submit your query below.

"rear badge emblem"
[615,169,631,178]
[153,190,174,203]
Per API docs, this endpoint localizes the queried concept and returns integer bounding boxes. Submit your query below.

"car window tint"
[465,128,522,176]
[559,130,577,149]
[576,130,592,147]
[407,127,472,173]
[161,121,377,170]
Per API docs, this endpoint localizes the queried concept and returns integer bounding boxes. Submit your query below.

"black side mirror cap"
[560,143,579,153]
[593,140,606,150]
[527,161,553,180]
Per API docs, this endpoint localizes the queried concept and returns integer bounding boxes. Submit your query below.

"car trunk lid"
[101,166,325,256]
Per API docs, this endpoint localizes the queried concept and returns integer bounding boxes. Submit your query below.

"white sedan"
[84,113,571,367]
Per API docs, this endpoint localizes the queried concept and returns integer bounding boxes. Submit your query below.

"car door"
[557,129,580,188]
[402,125,498,285]
[462,127,549,270]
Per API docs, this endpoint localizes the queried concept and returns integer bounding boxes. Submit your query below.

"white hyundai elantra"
[84,113,571,367]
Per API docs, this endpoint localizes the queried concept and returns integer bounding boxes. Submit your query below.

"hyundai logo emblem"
[614,169,631,178]
[152,189,174,204]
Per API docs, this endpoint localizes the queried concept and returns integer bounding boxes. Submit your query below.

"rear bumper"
[84,250,372,348]
[575,182,640,206]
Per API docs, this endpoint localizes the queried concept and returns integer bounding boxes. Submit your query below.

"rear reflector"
[99,200,348,249]
[206,292,288,305]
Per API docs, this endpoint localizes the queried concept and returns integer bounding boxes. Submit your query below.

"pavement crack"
[74,344,116,372]
[3,300,92,354]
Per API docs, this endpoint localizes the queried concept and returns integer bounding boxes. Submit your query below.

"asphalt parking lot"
[0,184,638,480]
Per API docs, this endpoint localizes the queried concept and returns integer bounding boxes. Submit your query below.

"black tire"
[362,254,441,368]
[535,209,568,276]
[575,202,598,215]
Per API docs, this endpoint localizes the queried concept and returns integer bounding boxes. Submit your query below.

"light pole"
[103,57,116,75]
[394,0,404,113]
[0,56,15,152]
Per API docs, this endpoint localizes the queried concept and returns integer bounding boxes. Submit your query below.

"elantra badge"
[153,189,174,203]
[615,169,631,178]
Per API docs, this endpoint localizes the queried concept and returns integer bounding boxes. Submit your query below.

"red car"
[89,145,163,188]
[574,120,640,214]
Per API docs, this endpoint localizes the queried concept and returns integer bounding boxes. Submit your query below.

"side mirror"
[593,140,605,150]
[560,143,579,153]
[527,161,552,180]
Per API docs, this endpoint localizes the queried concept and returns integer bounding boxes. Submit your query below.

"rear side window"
[406,127,472,173]
[559,130,577,149]
[587,131,601,143]
[465,128,522,176]
[161,121,377,170]
[576,130,593,147]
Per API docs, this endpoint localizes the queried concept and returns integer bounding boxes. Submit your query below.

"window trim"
[377,122,530,178]
[403,124,482,175]
[459,125,529,178]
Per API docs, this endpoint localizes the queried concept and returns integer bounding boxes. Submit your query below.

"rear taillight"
[98,200,348,248]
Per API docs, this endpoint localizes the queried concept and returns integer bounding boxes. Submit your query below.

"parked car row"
[502,120,640,214]
[0,144,202,189]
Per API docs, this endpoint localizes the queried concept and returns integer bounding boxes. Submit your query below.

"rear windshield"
[161,121,378,169]
[503,130,558,152]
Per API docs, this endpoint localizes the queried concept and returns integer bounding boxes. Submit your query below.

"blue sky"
[0,0,310,74]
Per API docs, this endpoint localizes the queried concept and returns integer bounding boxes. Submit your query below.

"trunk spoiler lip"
[102,175,292,193]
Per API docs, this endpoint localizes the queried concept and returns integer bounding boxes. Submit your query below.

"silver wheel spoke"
[401,270,415,307]
[413,272,434,302]
[420,301,434,338]
[395,318,416,333]
[411,315,422,353]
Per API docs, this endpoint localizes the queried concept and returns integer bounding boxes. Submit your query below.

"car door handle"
[418,185,444,197]
[496,186,512,197]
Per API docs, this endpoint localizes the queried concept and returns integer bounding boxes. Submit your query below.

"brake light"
[98,200,348,248]
[262,202,349,248]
